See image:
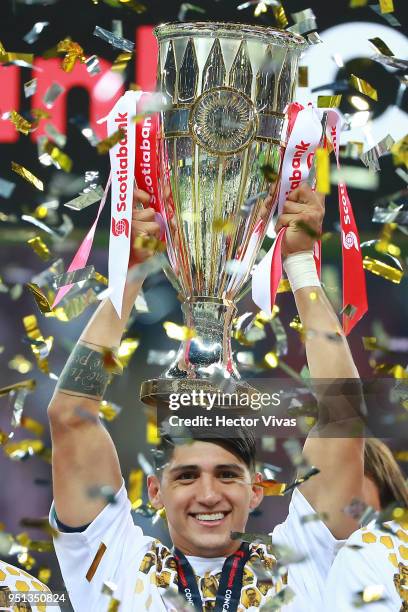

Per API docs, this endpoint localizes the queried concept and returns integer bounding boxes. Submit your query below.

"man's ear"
[147,474,164,509]
[249,472,264,510]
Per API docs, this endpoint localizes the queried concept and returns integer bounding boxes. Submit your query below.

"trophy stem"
[140,297,256,406]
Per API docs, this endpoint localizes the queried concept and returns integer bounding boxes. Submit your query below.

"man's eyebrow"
[168,464,199,474]
[168,463,246,474]
[216,463,246,473]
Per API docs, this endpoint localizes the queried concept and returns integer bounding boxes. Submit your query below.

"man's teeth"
[195,513,225,521]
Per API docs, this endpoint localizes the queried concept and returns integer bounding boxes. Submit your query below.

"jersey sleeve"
[271,488,346,610]
[323,531,402,611]
[49,480,152,611]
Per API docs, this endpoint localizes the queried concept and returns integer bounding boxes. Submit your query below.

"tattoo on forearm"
[57,343,110,399]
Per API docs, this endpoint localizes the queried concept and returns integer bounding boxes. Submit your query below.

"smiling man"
[47,184,366,611]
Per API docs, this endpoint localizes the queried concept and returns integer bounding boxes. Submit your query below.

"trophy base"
[140,377,258,408]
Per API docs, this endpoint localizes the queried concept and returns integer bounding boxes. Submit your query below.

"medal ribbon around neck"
[173,542,250,612]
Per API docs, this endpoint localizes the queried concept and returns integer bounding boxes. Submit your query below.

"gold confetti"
[298,66,308,87]
[11,162,44,191]
[375,224,401,257]
[117,338,139,368]
[317,95,342,108]
[86,543,107,582]
[31,108,51,122]
[111,52,133,72]
[37,567,51,584]
[309,290,318,302]
[0,41,34,66]
[133,235,166,252]
[9,111,33,135]
[8,355,33,374]
[99,400,121,421]
[391,135,408,168]
[96,128,125,154]
[43,141,73,173]
[394,451,408,461]
[379,0,394,13]
[128,469,144,509]
[163,321,196,341]
[277,278,291,293]
[25,282,53,314]
[27,237,51,261]
[255,479,286,495]
[315,148,330,194]
[21,416,44,437]
[349,74,378,101]
[0,379,36,397]
[23,315,53,374]
[264,352,279,368]
[362,336,379,351]
[212,217,235,235]
[118,0,147,13]
[272,4,289,27]
[369,37,394,57]
[147,415,160,444]
[3,438,44,460]
[363,256,403,283]
[349,0,367,6]
[57,38,86,72]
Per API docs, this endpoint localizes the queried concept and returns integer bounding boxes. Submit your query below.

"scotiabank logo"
[0,26,157,143]
[342,230,359,251]
[111,217,129,237]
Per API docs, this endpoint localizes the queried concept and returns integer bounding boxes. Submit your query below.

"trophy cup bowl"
[140,22,307,407]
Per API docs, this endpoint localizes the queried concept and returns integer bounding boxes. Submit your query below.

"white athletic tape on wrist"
[283,251,321,292]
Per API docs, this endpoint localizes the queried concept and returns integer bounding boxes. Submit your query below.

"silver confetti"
[260,587,295,610]
[307,31,323,45]
[147,349,176,366]
[111,20,123,38]
[85,54,101,76]
[24,78,37,98]
[45,122,67,148]
[64,185,104,211]
[0,177,16,198]
[93,26,134,53]
[52,265,95,289]
[137,452,154,475]
[360,135,395,172]
[372,204,408,225]
[372,54,408,71]
[43,82,65,109]
[23,21,49,44]
[237,0,279,9]
[178,3,207,21]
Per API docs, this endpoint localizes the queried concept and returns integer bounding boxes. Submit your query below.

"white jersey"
[49,481,345,611]
[0,560,62,611]
[323,520,408,611]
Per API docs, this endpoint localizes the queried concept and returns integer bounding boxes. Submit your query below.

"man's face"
[147,441,264,558]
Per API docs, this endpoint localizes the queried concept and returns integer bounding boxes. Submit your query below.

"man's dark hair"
[154,425,257,473]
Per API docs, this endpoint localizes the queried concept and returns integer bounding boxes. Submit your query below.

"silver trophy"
[141,22,306,406]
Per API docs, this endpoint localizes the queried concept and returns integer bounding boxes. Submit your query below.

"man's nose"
[195,475,223,505]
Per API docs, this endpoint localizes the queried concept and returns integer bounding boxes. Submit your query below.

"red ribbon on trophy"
[252,104,367,335]
[326,110,368,334]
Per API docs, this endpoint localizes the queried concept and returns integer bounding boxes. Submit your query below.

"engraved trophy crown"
[141,22,306,406]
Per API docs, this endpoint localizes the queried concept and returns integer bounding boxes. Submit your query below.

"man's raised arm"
[275,183,364,539]
[48,189,160,528]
